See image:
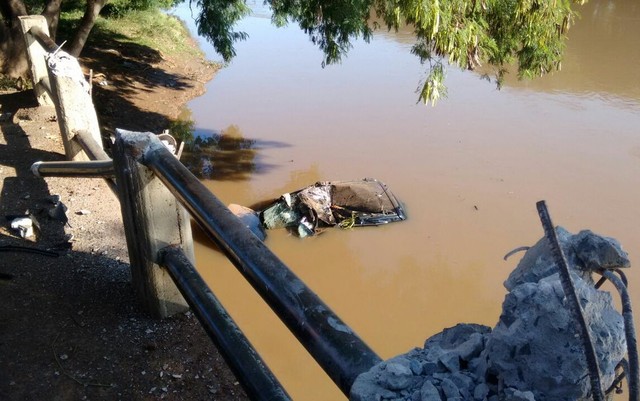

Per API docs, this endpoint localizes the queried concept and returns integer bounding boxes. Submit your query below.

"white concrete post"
[111,129,193,318]
[18,16,53,106]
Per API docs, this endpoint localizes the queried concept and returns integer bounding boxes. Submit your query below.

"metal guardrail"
[160,246,292,401]
[31,159,114,177]
[136,131,382,396]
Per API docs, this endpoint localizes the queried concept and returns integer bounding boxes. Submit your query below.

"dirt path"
[0,30,249,401]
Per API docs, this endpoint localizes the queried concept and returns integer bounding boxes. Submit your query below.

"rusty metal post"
[18,16,53,106]
[111,129,193,317]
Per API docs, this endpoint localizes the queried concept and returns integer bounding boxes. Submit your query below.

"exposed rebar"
[605,360,626,396]
[602,270,639,401]
[536,200,605,401]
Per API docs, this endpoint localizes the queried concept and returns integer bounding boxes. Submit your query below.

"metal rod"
[536,200,605,401]
[74,130,110,161]
[606,359,627,396]
[602,270,639,401]
[73,130,119,195]
[31,160,114,178]
[138,136,381,395]
[27,25,58,52]
[159,245,292,401]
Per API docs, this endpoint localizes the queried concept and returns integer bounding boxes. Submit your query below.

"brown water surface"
[174,1,640,399]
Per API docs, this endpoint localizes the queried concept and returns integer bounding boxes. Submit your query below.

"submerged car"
[260,178,406,238]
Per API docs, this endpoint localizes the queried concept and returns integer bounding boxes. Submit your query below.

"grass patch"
[98,10,202,57]
[0,76,19,91]
[58,7,204,59]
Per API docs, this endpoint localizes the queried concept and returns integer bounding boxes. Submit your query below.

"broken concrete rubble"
[504,227,630,291]
[350,227,630,401]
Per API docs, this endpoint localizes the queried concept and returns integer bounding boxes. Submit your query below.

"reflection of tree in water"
[180,124,286,181]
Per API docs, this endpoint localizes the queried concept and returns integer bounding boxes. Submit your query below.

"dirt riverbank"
[0,20,250,401]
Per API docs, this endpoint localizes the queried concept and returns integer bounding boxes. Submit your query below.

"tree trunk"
[42,0,62,41]
[0,0,29,77]
[0,0,28,19]
[65,0,107,57]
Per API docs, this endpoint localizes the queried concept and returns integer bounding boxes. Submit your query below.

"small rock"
[457,333,485,361]
[473,383,489,400]
[504,388,536,401]
[410,359,423,375]
[46,194,61,204]
[76,209,91,215]
[10,217,33,238]
[440,378,459,398]
[450,372,474,393]
[423,362,440,375]
[381,360,414,390]
[420,380,442,401]
[438,352,460,373]
[48,201,68,224]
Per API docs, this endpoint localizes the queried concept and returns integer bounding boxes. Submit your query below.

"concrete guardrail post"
[18,15,53,106]
[111,129,193,317]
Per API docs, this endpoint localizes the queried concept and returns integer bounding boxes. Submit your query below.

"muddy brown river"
[174,1,640,399]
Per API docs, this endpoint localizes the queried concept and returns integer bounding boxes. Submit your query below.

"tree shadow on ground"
[55,17,202,145]
[0,97,68,250]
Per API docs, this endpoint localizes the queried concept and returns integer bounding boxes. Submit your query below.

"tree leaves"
[191,0,250,62]
[191,0,583,105]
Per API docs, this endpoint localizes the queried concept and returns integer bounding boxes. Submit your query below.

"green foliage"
[190,0,251,62]
[168,116,196,144]
[192,0,583,105]
[97,9,203,56]
[103,0,182,17]
[0,75,29,91]
[374,0,581,103]
[419,62,447,106]
[270,0,374,66]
